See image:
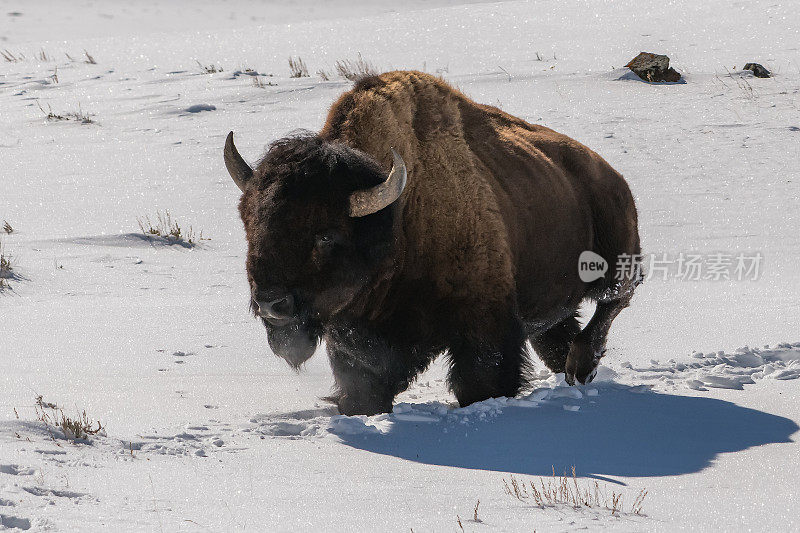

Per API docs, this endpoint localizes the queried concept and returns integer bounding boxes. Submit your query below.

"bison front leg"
[325,332,421,416]
[565,296,631,385]
[327,348,396,416]
[447,319,528,408]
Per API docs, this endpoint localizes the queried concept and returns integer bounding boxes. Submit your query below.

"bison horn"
[348,148,407,217]
[224,131,254,192]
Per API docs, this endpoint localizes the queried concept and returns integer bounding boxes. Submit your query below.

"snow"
[1,0,800,530]
[626,343,800,390]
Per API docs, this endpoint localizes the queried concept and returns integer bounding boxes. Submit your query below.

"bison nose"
[255,293,296,323]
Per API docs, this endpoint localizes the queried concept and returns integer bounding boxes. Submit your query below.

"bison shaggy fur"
[228,71,642,415]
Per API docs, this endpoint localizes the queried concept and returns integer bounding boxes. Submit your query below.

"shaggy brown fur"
[233,70,641,415]
[322,71,640,343]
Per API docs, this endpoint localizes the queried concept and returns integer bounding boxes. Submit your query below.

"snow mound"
[621,342,800,391]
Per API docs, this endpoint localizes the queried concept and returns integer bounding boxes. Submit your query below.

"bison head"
[224,131,406,368]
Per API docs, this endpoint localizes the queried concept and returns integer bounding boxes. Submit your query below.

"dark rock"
[743,63,771,78]
[625,52,682,83]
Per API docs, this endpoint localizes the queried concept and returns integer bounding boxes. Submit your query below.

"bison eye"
[315,232,337,251]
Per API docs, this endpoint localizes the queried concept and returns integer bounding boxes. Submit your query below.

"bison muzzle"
[225,71,642,416]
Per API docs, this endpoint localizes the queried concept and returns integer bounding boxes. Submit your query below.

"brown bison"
[224,71,641,415]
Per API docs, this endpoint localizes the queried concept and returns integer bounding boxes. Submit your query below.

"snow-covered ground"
[1,0,799,530]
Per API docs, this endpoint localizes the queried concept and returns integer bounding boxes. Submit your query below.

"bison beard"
[226,71,642,416]
[264,321,318,369]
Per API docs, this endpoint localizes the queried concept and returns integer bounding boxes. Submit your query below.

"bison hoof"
[336,395,392,416]
[565,340,601,386]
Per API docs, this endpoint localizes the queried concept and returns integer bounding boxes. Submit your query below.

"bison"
[224,71,641,415]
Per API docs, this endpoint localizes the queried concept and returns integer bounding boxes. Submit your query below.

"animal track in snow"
[125,422,234,457]
[21,486,85,499]
[620,342,800,390]
[0,514,31,530]
[0,464,37,476]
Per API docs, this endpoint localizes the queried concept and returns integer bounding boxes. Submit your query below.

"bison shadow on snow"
[331,383,798,479]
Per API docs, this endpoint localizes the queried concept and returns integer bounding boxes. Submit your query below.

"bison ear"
[224,131,254,192]
[348,148,407,217]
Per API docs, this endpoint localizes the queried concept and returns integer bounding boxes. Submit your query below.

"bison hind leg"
[527,312,582,374]
[563,257,642,385]
[566,292,636,385]
[447,319,530,408]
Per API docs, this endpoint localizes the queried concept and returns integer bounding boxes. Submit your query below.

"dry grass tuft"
[3,221,12,234]
[713,68,760,106]
[138,210,206,246]
[335,53,377,81]
[503,467,647,516]
[1,49,24,62]
[252,75,276,88]
[35,396,104,441]
[2,48,94,64]
[37,100,95,124]
[0,252,11,275]
[727,67,757,100]
[317,69,331,81]
[288,56,309,78]
[0,242,12,290]
[196,60,222,74]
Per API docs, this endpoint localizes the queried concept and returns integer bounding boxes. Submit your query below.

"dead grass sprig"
[36,101,95,124]
[503,466,647,516]
[1,49,24,62]
[334,53,377,81]
[0,242,12,290]
[196,60,222,74]
[34,395,104,441]
[288,56,309,78]
[252,75,276,88]
[137,210,206,246]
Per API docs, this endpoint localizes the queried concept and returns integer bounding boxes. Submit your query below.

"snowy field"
[1,0,799,530]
